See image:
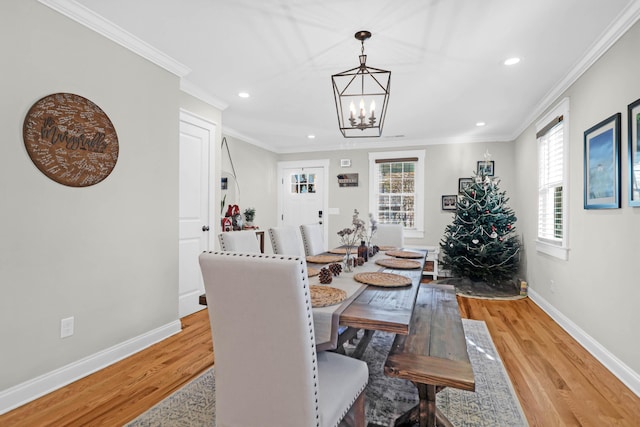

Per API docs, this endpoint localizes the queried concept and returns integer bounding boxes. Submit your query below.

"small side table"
[255,230,265,253]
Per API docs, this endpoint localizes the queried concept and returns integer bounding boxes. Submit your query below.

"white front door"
[277,160,329,250]
[179,111,215,318]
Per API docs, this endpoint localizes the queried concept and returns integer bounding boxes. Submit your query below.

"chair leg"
[339,391,366,427]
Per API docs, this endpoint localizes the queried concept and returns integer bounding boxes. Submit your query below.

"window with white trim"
[369,150,425,238]
[536,98,569,260]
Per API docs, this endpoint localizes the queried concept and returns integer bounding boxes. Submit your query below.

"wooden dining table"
[198,247,427,354]
[307,248,427,355]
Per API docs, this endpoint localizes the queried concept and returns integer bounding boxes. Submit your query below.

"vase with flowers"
[366,213,378,257]
[337,209,366,272]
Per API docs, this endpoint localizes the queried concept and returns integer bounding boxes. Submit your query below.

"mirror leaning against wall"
[221,136,241,232]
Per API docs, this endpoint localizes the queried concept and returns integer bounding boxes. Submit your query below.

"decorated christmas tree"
[440,172,520,285]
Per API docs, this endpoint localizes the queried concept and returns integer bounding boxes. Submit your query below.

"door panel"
[179,112,215,318]
[282,167,324,227]
[278,161,329,252]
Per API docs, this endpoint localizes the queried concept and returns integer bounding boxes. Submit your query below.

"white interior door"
[179,111,215,318]
[278,160,329,250]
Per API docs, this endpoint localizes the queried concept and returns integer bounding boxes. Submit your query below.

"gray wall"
[513,19,640,376]
[0,1,181,390]
[279,141,516,250]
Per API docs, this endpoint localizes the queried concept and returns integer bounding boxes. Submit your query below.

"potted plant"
[243,207,256,226]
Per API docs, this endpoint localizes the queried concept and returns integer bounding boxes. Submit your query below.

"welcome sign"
[23,93,119,187]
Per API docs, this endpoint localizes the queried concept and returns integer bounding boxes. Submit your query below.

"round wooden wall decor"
[23,93,119,187]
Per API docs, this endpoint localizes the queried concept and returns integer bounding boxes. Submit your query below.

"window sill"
[536,240,569,260]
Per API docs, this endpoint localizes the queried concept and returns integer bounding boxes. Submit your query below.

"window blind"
[538,119,564,241]
[375,157,418,164]
[375,159,416,227]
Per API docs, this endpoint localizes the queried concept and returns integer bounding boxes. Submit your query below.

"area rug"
[434,277,527,300]
[126,319,528,427]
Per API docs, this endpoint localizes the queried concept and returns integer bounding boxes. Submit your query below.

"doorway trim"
[178,109,217,318]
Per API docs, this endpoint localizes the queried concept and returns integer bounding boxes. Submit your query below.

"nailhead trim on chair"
[207,251,322,426]
[300,227,312,256]
[333,380,368,427]
[268,229,279,254]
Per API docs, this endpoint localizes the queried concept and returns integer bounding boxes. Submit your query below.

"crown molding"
[273,134,510,154]
[38,0,191,77]
[512,0,640,141]
[180,80,229,111]
[222,127,275,152]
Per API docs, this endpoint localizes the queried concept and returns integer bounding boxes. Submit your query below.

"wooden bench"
[384,283,475,427]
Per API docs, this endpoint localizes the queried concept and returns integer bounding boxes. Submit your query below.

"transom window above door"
[291,173,316,194]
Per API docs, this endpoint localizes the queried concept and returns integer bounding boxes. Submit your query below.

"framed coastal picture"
[441,194,457,211]
[477,160,494,176]
[458,178,473,194]
[583,113,621,209]
[628,98,640,206]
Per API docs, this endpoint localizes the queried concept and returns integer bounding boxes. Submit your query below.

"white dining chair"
[199,252,368,427]
[375,223,404,248]
[300,223,325,256]
[218,230,261,253]
[268,226,306,256]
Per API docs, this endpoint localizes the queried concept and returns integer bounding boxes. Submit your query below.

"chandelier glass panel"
[332,31,391,138]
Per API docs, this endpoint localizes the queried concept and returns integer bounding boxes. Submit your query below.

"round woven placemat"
[328,246,357,254]
[353,272,412,287]
[306,255,344,264]
[375,258,421,270]
[307,267,320,277]
[310,285,347,307]
[377,245,397,251]
[385,250,423,259]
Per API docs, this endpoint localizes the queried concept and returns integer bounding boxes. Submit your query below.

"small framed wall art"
[441,195,457,211]
[477,160,494,176]
[628,98,640,206]
[458,177,473,194]
[583,113,621,209]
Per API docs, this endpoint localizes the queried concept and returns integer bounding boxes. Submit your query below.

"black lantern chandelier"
[332,30,391,138]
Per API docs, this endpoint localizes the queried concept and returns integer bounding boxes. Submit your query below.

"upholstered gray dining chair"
[268,226,306,256]
[199,252,368,427]
[300,223,325,256]
[375,223,404,248]
[219,230,261,253]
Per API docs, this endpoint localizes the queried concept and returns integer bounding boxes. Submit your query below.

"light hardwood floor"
[2,287,639,426]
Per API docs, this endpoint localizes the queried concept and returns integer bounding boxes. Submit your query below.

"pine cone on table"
[319,267,333,284]
[357,256,365,266]
[329,263,342,276]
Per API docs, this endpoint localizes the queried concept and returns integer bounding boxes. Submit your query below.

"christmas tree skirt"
[433,277,527,300]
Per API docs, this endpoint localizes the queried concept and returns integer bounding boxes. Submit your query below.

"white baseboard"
[0,320,182,415]
[528,288,640,398]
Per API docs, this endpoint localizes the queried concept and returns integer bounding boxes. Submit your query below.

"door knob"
[202,225,210,231]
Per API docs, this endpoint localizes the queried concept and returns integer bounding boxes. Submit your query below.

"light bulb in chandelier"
[349,98,377,129]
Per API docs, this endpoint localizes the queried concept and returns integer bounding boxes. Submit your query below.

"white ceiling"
[65,0,640,153]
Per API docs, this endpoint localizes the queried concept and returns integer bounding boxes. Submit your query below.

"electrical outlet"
[550,279,556,293]
[61,316,74,338]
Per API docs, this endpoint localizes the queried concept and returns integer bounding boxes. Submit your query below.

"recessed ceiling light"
[307,134,316,139]
[476,122,486,127]
[238,92,250,98]
[504,57,520,66]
